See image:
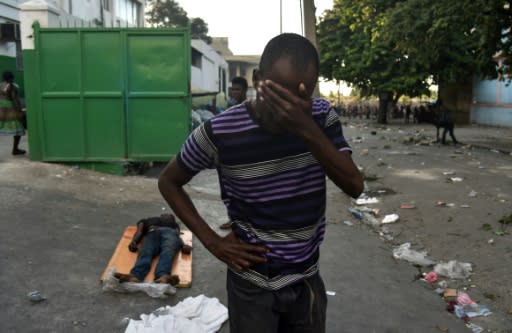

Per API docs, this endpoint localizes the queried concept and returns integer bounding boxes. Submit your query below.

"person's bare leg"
[12,135,26,155]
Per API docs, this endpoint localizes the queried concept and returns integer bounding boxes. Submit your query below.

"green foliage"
[318,0,512,96]
[146,0,189,28]
[382,0,511,83]
[317,0,432,101]
[146,0,212,44]
[190,17,212,44]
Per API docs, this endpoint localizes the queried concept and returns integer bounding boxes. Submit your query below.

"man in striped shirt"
[159,33,363,332]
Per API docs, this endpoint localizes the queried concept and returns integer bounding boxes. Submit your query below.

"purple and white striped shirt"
[177,99,351,290]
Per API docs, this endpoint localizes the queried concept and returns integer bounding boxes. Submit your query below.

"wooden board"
[100,226,192,288]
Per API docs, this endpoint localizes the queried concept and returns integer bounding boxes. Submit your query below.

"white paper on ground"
[125,295,228,333]
[382,214,399,224]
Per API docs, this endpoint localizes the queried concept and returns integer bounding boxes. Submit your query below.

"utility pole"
[280,0,283,33]
[302,0,320,97]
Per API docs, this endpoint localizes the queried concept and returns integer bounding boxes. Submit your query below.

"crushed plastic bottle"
[348,207,380,227]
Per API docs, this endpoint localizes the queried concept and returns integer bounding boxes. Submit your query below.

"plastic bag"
[102,269,176,299]
[434,260,472,279]
[392,243,436,266]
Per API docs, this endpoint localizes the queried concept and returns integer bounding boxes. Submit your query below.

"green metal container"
[24,23,191,162]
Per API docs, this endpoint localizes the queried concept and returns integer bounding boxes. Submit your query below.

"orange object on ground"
[100,226,192,288]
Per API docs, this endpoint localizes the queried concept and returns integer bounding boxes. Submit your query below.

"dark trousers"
[130,227,182,281]
[227,270,327,333]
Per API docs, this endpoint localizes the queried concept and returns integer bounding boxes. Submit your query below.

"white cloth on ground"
[125,295,228,333]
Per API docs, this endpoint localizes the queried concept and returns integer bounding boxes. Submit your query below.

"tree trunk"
[377,92,392,124]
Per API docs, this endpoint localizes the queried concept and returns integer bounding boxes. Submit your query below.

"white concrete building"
[191,38,229,100]
[1,0,145,72]
[0,1,22,60]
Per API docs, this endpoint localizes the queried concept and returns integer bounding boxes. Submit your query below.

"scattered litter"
[457,292,476,306]
[382,214,399,224]
[443,171,455,176]
[400,203,415,209]
[355,197,379,205]
[488,238,494,245]
[343,221,353,226]
[438,280,448,288]
[27,290,46,303]
[361,149,369,155]
[348,207,380,227]
[449,177,463,182]
[380,233,394,241]
[423,271,438,283]
[434,261,472,279]
[161,207,166,211]
[454,304,492,318]
[490,149,500,153]
[436,201,455,207]
[55,174,63,178]
[326,291,336,296]
[392,243,436,266]
[102,269,176,299]
[465,323,484,333]
[435,288,445,295]
[468,190,477,197]
[359,206,381,216]
[460,204,470,208]
[124,295,228,333]
[443,289,458,299]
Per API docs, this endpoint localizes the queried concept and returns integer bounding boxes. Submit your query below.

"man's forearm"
[300,123,363,198]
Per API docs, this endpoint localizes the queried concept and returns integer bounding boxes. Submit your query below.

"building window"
[102,0,111,11]
[192,49,202,69]
[115,0,140,26]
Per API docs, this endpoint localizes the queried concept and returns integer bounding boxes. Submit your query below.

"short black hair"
[231,76,248,91]
[259,33,319,76]
[2,71,14,82]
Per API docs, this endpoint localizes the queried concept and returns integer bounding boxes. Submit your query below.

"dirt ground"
[340,118,512,326]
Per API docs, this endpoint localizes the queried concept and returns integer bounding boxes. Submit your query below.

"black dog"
[423,102,458,145]
[433,119,458,144]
